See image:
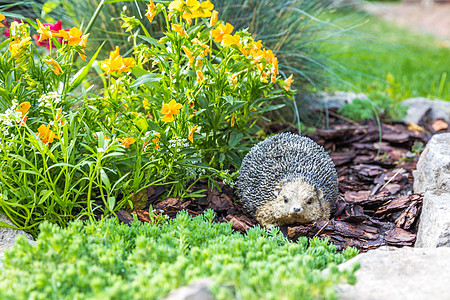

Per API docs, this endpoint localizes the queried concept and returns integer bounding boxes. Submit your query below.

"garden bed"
[119,115,450,252]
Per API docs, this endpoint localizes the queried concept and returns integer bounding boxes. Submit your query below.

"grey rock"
[0,213,34,269]
[309,91,367,110]
[402,97,450,124]
[415,189,450,248]
[164,279,214,300]
[338,246,450,300]
[0,213,33,242]
[413,133,450,193]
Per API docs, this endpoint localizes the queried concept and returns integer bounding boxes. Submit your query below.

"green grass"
[320,10,450,100]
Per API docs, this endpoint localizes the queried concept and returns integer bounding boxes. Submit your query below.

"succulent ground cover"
[0,210,358,300]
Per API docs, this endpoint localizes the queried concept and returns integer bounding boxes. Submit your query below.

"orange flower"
[272,57,279,75]
[160,99,183,123]
[210,23,233,43]
[152,133,161,149]
[181,45,195,67]
[43,58,63,75]
[37,124,58,144]
[283,74,294,91]
[118,137,136,148]
[54,27,82,46]
[56,107,65,125]
[196,70,204,83]
[17,102,30,126]
[145,0,158,22]
[210,10,218,26]
[221,34,240,47]
[0,13,5,27]
[172,24,188,38]
[188,125,198,143]
[36,19,52,42]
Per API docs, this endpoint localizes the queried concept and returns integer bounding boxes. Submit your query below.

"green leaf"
[265,104,286,112]
[228,132,243,149]
[100,168,111,191]
[131,66,149,78]
[130,73,163,88]
[107,196,116,211]
[68,42,105,93]
[38,190,53,205]
[134,118,148,132]
[138,35,164,48]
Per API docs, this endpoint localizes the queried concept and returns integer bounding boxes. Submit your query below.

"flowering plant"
[0,1,294,234]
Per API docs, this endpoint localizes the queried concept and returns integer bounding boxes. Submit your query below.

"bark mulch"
[118,117,450,252]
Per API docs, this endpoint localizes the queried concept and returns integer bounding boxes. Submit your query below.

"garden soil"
[117,112,450,252]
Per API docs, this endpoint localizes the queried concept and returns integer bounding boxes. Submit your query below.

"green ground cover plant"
[338,91,408,122]
[0,1,295,235]
[0,210,359,300]
[321,9,450,100]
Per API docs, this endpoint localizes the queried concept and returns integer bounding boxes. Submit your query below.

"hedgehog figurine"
[236,132,338,228]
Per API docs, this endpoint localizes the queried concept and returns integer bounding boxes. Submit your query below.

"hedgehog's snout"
[293,207,302,213]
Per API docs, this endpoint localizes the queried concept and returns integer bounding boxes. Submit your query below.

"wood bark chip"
[120,117,448,252]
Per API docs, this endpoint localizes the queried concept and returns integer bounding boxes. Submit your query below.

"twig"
[314,220,330,237]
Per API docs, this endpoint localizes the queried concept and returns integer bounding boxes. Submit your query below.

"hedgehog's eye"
[284,197,289,203]
[306,198,312,205]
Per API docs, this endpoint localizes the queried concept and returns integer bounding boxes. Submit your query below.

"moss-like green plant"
[338,91,408,122]
[0,210,359,300]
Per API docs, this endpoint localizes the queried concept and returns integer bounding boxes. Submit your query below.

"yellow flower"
[160,99,183,123]
[181,0,201,19]
[188,125,198,143]
[230,114,236,127]
[168,0,184,11]
[210,10,218,26]
[283,74,294,91]
[0,13,5,27]
[172,24,188,38]
[36,19,52,42]
[145,0,158,22]
[43,58,63,75]
[37,124,58,144]
[221,34,240,47]
[100,46,134,75]
[9,37,32,58]
[211,23,233,43]
[196,70,204,83]
[117,137,136,148]
[143,98,150,109]
[196,0,214,18]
